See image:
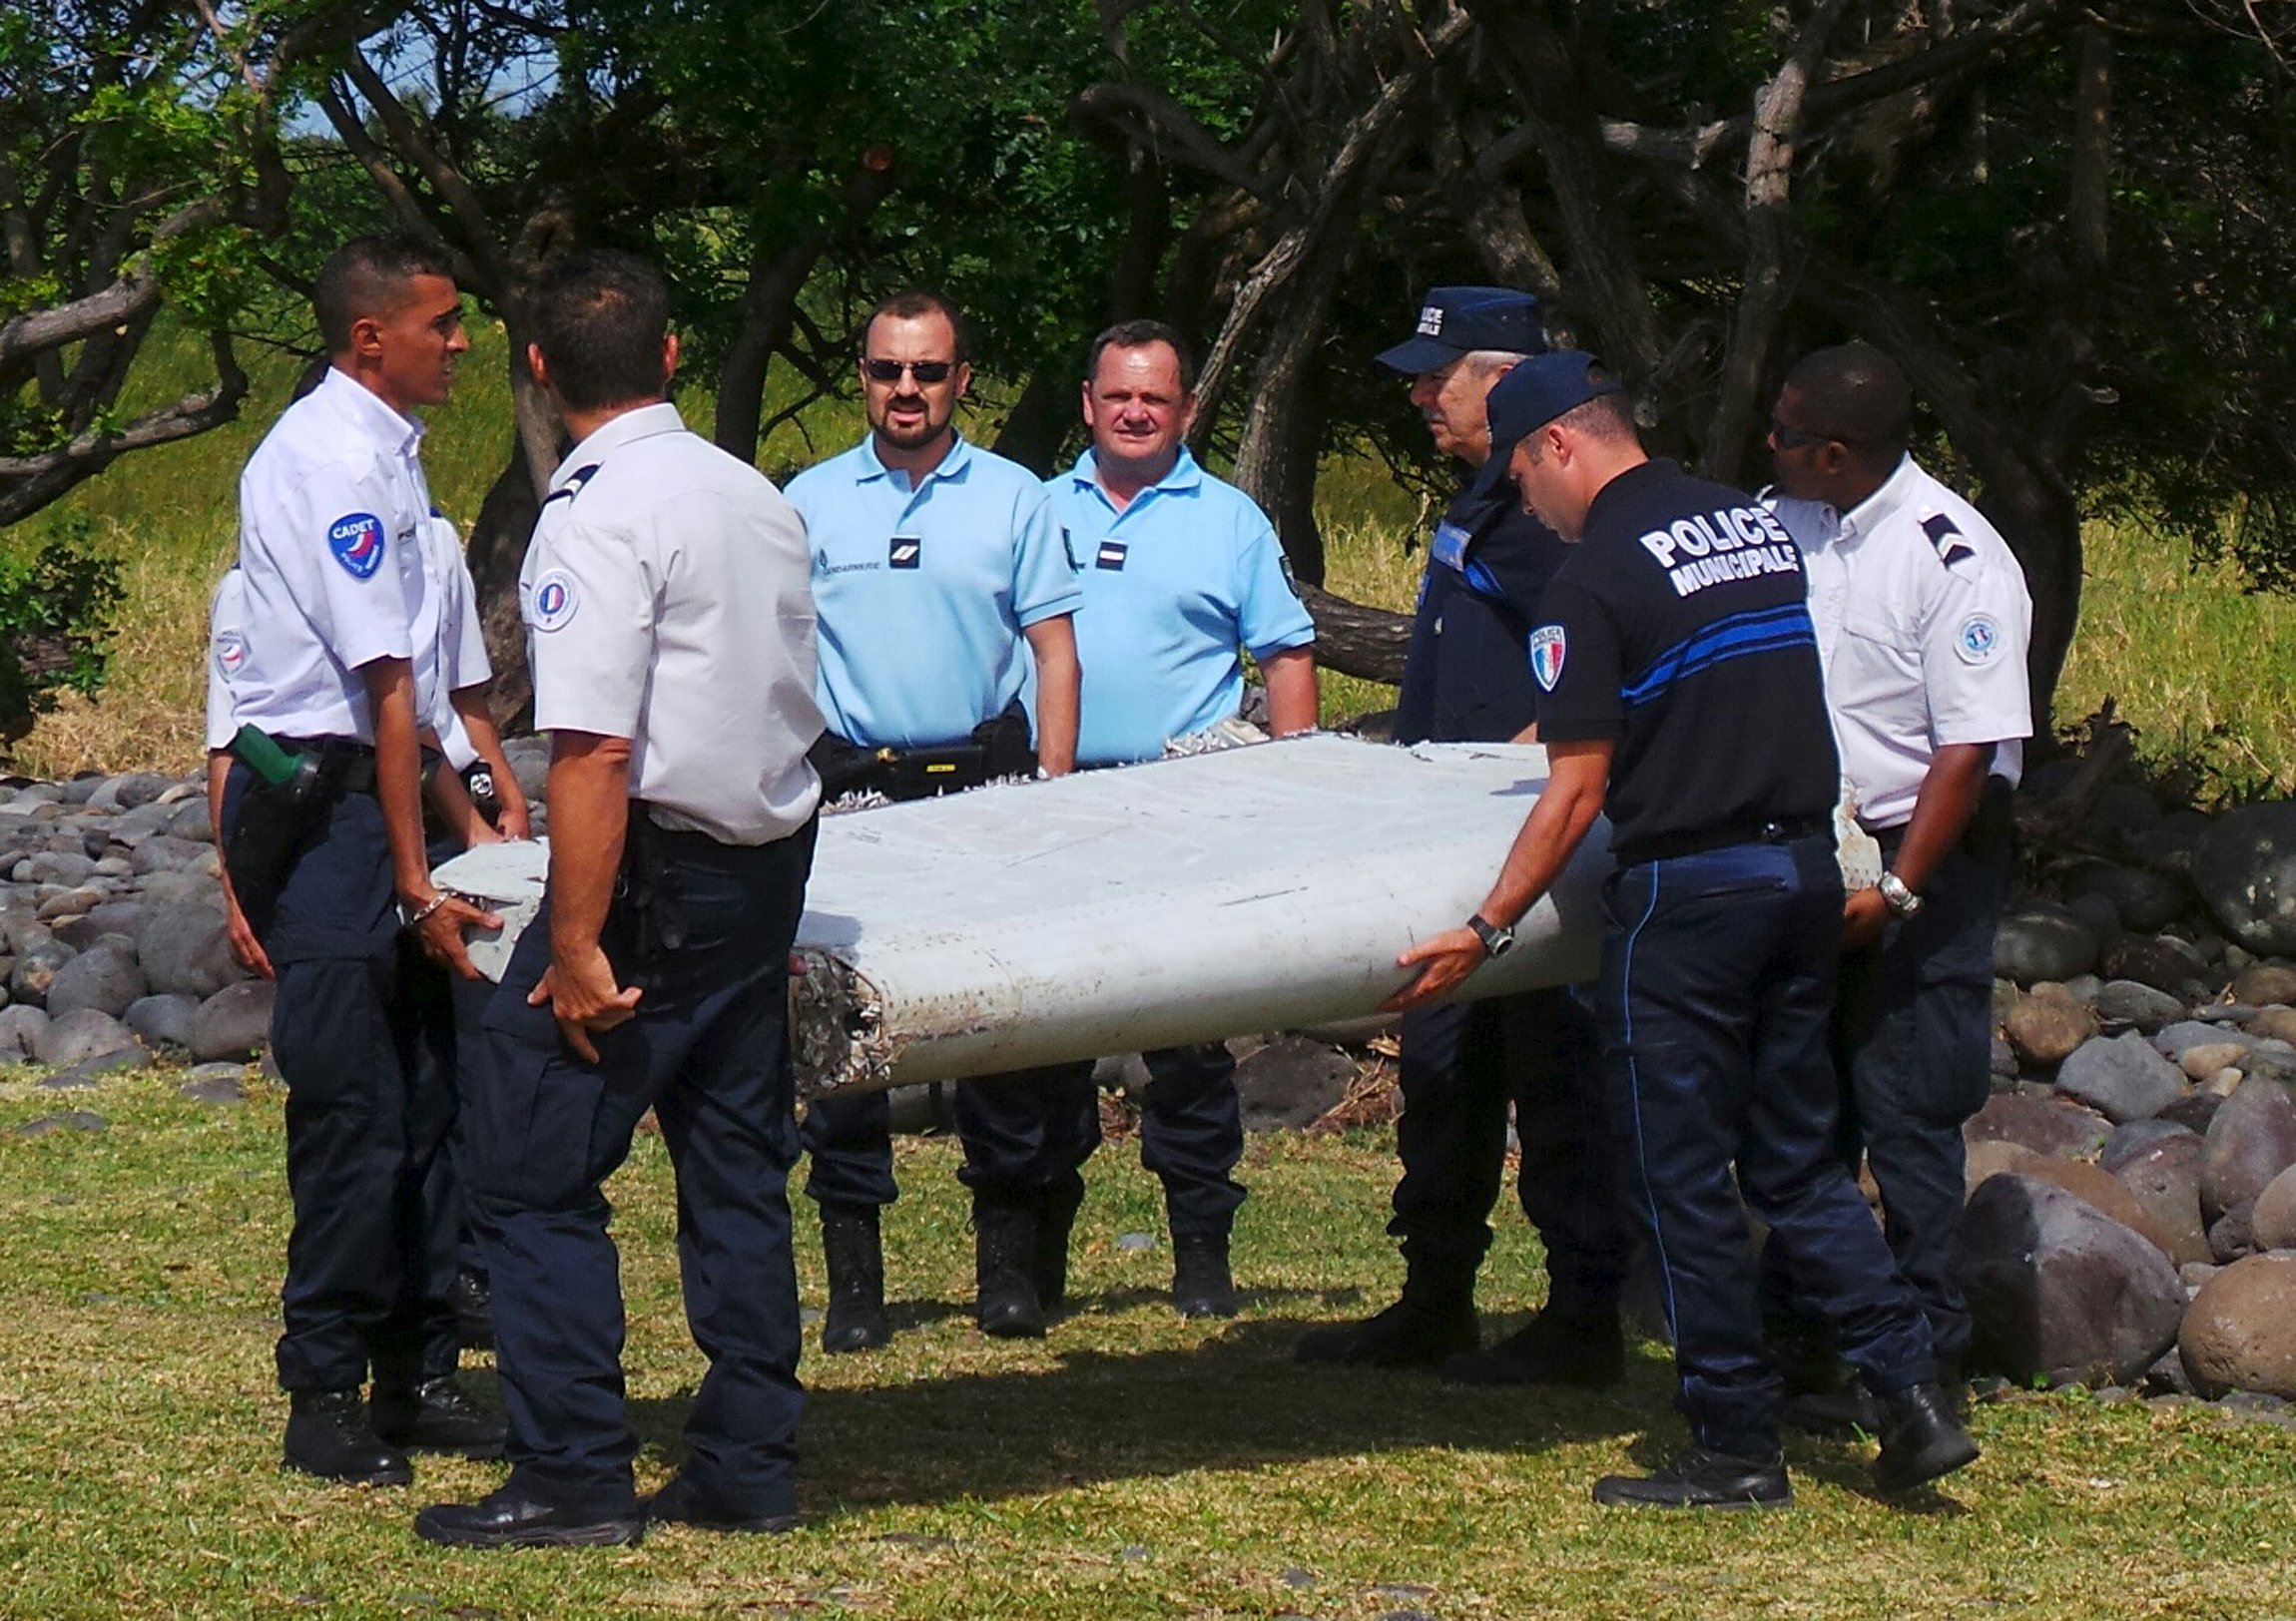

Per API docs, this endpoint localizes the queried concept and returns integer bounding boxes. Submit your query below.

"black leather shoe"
[974,1199,1047,1339]
[1873,1380,1981,1492]
[1294,1283,1476,1367]
[1592,1445,1792,1509]
[1440,1306,1624,1387]
[414,1489,643,1548]
[644,1474,800,1535]
[453,1268,494,1351]
[820,1204,890,1353]
[1783,1380,1883,1436]
[1172,1233,1238,1319]
[284,1389,411,1486]
[370,1375,507,1459]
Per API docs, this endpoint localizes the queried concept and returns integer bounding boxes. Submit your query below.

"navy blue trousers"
[225,765,457,1393]
[1391,987,1630,1310]
[467,817,816,1516]
[807,1044,1247,1237]
[1601,834,1936,1458]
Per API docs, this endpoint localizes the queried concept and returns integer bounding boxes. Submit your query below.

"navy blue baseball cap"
[1484,350,1625,449]
[1375,286,1546,374]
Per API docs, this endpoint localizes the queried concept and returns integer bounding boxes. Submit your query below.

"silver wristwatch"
[1466,912,1516,959]
[1876,870,1925,919]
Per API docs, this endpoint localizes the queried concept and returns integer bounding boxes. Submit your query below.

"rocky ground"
[8,741,2296,1420]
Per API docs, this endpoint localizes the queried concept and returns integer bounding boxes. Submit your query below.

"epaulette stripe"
[538,463,602,511]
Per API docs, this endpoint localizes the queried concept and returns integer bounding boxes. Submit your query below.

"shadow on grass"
[626,1317,1660,1512]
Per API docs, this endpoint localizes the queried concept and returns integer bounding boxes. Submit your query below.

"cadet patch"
[1921,512,1976,568]
[1529,624,1566,691]
[328,512,386,580]
[888,535,922,570]
[1096,540,1128,571]
[1956,612,2002,665]
[212,630,249,679]
[530,569,580,633]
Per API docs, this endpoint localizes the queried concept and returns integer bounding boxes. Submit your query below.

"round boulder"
[2234,964,2296,1008]
[136,902,245,999]
[2180,1252,2296,1398]
[1960,1172,2189,1387]
[2005,986,2099,1069]
[32,1007,139,1068]
[1966,1092,2112,1160]
[124,992,199,1050]
[129,833,218,878]
[2070,862,2188,934]
[1232,1035,1358,1131]
[164,800,214,843]
[2201,1076,2296,1222]
[189,980,275,1063]
[2053,1031,2188,1124]
[1995,901,2099,986]
[2098,933,2217,1003]
[2102,1117,2196,1171]
[42,942,147,1019]
[2093,978,2187,1034]
[2018,1156,2191,1263]
[8,939,75,1008]
[0,1003,50,1059]
[1965,1138,2039,1197]
[2193,802,2296,954]
[2107,1133,2214,1266]
[2251,1007,2296,1046]
[2251,1163,2296,1252]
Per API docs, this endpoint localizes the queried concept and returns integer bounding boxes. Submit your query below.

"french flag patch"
[1096,541,1128,571]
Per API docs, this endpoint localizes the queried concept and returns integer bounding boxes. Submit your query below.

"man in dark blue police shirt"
[1295,287,1629,1385]
[1389,352,1980,1508]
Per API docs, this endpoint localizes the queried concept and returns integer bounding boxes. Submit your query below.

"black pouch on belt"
[808,731,891,802]
[618,807,690,986]
[224,725,326,909]
[971,701,1039,781]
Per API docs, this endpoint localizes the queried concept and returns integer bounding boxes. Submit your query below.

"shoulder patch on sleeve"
[1529,624,1567,692]
[1955,612,2004,665]
[213,629,249,679]
[528,568,580,633]
[328,512,386,579]
[1921,512,1977,569]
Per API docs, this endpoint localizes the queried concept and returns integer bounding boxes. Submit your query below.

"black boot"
[1172,1233,1238,1319]
[284,1389,412,1486]
[1592,1445,1792,1509]
[452,1269,494,1352]
[1873,1380,1980,1492]
[1440,1302,1624,1386]
[1293,1258,1477,1367]
[415,1488,643,1549]
[820,1204,889,1353]
[1032,1180,1083,1316]
[974,1198,1047,1339]
[369,1374,507,1459]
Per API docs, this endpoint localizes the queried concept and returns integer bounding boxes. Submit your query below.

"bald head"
[1781,343,1913,462]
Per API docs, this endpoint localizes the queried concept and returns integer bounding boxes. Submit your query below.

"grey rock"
[1991,1036,2018,1081]
[124,992,198,1049]
[39,1044,150,1088]
[18,849,95,887]
[43,942,147,1019]
[164,799,215,842]
[15,1109,106,1136]
[1233,1035,1358,1131]
[502,737,549,806]
[2066,891,2124,946]
[129,834,217,878]
[2159,1090,2223,1135]
[2005,987,2099,1068]
[108,772,174,810]
[1994,900,2100,985]
[2154,1020,2265,1061]
[2054,1031,2188,1123]
[1115,1232,1156,1253]
[2101,1117,2197,1171]
[136,902,244,998]
[56,900,145,953]
[1960,1173,2188,1388]
[2201,1076,2296,1221]
[179,1072,245,1105]
[2143,1350,2197,1396]
[0,1003,50,1058]
[2234,964,2296,1007]
[2072,862,2189,933]
[2098,933,2218,1003]
[2087,782,2163,840]
[2193,802,2296,954]
[32,1007,138,1067]
[2181,1252,2296,1398]
[134,870,222,908]
[2062,972,2106,1003]
[8,939,74,1007]
[190,980,274,1062]
[2108,1133,2214,1266]
[34,884,107,922]
[2209,1207,2255,1264]
[2250,1162,2296,1251]
[1966,1092,2112,1160]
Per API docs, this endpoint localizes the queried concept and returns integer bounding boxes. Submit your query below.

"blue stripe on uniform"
[1616,869,1680,1344]
[1620,604,1816,708]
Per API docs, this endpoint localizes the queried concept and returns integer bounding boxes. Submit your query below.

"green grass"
[1,1065,2294,1619]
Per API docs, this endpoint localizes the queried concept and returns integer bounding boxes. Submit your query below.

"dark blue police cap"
[1374,286,1545,374]
[1484,350,1625,448]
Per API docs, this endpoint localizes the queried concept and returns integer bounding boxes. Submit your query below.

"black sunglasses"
[862,358,956,384]
[1769,415,1837,450]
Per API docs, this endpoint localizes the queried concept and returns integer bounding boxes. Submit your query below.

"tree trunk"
[1295,582,1409,684]
[988,368,1078,478]
[464,447,546,731]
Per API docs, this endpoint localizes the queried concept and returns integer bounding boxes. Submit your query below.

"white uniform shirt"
[419,515,492,770]
[1770,454,2032,829]
[231,366,442,741]
[519,402,822,845]
[205,568,251,752]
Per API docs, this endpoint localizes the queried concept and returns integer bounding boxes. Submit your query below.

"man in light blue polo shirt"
[785,288,1094,1351]
[1048,317,1318,1316]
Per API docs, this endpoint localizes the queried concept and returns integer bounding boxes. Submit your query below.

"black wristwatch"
[1466,912,1516,959]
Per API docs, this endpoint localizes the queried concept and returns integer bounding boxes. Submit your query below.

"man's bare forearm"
[360,657,433,904]
[1023,615,1080,776]
[546,732,633,960]
[1262,646,1318,737]
[1888,742,1995,893]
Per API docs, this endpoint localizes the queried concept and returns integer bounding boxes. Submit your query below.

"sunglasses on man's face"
[862,358,956,384]
[1769,416,1836,450]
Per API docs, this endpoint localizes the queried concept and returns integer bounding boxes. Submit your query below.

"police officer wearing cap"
[416,250,823,1548]
[1295,286,1630,1383]
[784,289,1090,1349]
[1050,316,1320,1319]
[217,233,505,1487]
[1763,343,2031,1425]
[1390,352,1980,1507]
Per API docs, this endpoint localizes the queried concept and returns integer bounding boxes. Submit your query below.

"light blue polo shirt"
[789,432,1080,750]
[1050,447,1316,767]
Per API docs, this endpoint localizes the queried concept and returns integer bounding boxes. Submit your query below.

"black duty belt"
[1622,813,1829,866]
[274,736,378,796]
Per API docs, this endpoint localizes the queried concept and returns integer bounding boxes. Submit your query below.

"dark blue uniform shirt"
[1532,458,1838,863]
[1394,452,1577,746]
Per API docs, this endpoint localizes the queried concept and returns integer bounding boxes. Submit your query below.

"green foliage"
[0,509,126,742]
